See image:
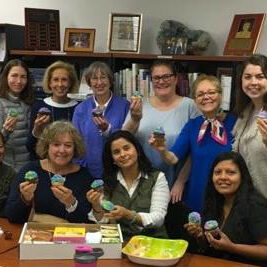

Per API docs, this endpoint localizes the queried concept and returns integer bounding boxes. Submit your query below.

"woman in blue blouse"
[72,61,130,179]
[150,74,236,212]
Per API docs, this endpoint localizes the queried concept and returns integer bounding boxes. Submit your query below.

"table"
[0,218,259,267]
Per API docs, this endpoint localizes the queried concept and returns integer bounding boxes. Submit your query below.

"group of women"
[0,54,267,265]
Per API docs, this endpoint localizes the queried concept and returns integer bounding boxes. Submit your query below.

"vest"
[110,170,167,240]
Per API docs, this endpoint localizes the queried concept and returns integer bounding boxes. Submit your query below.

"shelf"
[9,50,248,62]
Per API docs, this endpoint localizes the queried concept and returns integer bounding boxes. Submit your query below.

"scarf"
[197,117,227,145]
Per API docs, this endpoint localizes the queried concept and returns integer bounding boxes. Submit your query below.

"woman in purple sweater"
[72,62,130,179]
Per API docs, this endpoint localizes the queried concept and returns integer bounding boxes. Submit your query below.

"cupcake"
[188,211,201,225]
[131,91,143,102]
[91,179,104,191]
[255,110,267,120]
[8,108,19,118]
[24,171,38,184]
[101,200,115,212]
[153,126,165,146]
[50,174,66,186]
[38,107,52,116]
[92,106,104,117]
[204,220,220,239]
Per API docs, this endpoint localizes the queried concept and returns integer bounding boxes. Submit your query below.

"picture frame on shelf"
[223,13,265,56]
[108,13,142,53]
[63,28,95,52]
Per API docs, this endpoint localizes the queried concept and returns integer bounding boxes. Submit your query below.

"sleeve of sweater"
[5,163,34,224]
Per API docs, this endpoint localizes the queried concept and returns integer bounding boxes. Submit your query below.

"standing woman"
[124,60,199,193]
[72,61,130,179]
[27,61,79,159]
[0,59,34,172]
[233,54,267,199]
[150,75,236,212]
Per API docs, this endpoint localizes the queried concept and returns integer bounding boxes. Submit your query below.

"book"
[53,226,86,243]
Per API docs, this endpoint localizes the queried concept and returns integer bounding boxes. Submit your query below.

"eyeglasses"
[151,73,175,83]
[90,76,109,83]
[195,91,219,99]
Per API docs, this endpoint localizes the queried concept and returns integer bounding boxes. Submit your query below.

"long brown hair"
[235,54,267,117]
[0,59,34,105]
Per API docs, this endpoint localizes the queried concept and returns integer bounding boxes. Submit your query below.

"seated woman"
[0,132,16,216]
[184,152,267,265]
[5,121,93,224]
[86,130,170,240]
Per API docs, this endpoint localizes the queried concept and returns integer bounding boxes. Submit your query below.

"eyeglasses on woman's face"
[195,90,219,100]
[90,75,109,83]
[151,73,175,83]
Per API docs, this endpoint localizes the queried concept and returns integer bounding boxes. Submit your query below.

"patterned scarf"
[197,117,227,145]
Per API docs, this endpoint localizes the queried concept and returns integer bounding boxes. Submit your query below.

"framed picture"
[63,28,95,52]
[108,13,142,53]
[224,13,265,56]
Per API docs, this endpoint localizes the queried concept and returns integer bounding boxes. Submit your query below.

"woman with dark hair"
[86,130,170,239]
[124,59,199,200]
[185,151,267,265]
[73,61,130,179]
[27,61,79,159]
[233,54,267,199]
[0,59,34,171]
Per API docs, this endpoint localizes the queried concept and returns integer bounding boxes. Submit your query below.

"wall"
[0,0,266,55]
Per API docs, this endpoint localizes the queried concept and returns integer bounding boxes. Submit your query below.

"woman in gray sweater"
[0,59,34,172]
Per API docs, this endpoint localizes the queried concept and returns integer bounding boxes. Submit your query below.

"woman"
[233,54,267,199]
[28,61,79,159]
[123,60,200,195]
[72,61,130,179]
[184,152,267,265]
[150,75,236,212]
[0,59,34,172]
[5,121,93,224]
[0,132,16,216]
[86,130,170,240]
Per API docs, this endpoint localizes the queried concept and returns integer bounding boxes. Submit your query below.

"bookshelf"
[8,50,248,110]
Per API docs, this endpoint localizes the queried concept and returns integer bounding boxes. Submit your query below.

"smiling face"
[111,137,138,171]
[90,68,111,99]
[242,64,267,102]
[49,68,71,102]
[48,133,74,168]
[195,80,221,118]
[7,66,28,96]
[151,65,177,98]
[212,160,241,198]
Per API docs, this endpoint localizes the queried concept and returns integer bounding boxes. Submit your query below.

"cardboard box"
[19,222,123,260]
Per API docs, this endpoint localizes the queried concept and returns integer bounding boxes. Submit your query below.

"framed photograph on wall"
[224,13,265,56]
[64,28,95,52]
[108,13,142,53]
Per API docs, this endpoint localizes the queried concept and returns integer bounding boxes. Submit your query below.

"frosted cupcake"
[153,126,165,146]
[131,91,143,102]
[204,220,220,239]
[38,107,52,116]
[92,106,104,118]
[8,108,19,118]
[91,179,104,191]
[50,174,66,186]
[24,171,38,184]
[188,211,201,225]
[101,200,115,212]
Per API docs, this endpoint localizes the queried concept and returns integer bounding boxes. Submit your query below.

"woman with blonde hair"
[27,61,79,159]
[6,121,93,224]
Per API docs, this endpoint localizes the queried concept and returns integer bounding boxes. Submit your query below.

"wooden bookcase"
[8,49,247,110]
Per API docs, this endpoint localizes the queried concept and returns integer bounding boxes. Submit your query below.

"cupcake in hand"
[24,171,39,184]
[188,211,201,226]
[101,200,115,212]
[91,179,104,192]
[92,106,105,118]
[204,220,220,239]
[153,126,165,146]
[50,174,66,186]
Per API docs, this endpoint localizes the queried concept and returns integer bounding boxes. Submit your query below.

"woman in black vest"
[86,130,170,240]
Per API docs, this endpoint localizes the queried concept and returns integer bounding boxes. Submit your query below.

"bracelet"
[130,210,138,224]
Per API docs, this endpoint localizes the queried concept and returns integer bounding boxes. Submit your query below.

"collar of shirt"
[117,170,148,197]
[93,92,113,115]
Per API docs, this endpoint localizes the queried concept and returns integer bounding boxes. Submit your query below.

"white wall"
[0,0,266,55]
